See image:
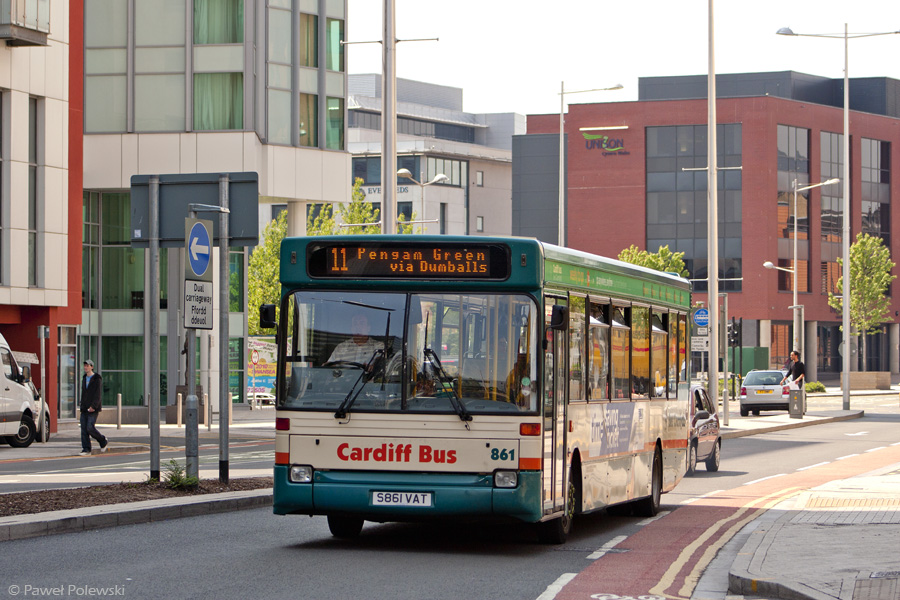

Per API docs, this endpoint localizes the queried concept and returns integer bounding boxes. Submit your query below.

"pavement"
[2,389,900,600]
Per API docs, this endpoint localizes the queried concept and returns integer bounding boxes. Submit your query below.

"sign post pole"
[184,216,214,481]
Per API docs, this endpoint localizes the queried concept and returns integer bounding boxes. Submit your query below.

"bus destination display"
[308,242,510,279]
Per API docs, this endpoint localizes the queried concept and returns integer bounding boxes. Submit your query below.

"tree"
[827,232,896,370]
[306,201,337,236]
[247,210,287,335]
[337,178,381,235]
[617,244,690,278]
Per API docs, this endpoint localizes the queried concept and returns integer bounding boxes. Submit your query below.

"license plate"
[756,389,773,394]
[372,491,432,507]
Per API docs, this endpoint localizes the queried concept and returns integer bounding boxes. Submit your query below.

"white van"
[0,333,50,447]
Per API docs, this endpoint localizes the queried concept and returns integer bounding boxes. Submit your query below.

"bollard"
[204,393,211,431]
[177,393,183,427]
[185,394,199,480]
[117,393,122,429]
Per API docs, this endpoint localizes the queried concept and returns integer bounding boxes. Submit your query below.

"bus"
[260,235,692,543]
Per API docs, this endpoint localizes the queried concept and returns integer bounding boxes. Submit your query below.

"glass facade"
[861,138,890,247]
[194,72,243,130]
[776,125,810,293]
[349,110,477,144]
[820,131,844,294]
[28,97,39,286]
[351,155,421,186]
[645,124,743,292]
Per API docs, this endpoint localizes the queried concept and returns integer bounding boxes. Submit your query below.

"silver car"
[739,369,789,416]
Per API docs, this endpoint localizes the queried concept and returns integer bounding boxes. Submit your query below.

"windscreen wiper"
[423,347,472,428]
[333,349,383,420]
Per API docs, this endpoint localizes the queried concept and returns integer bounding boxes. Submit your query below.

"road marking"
[845,431,869,436]
[636,511,670,526]
[680,490,724,505]
[865,446,888,453]
[743,473,786,485]
[649,486,804,599]
[836,454,859,460]
[586,535,628,560]
[535,573,577,600]
[892,442,900,447]
[796,462,830,471]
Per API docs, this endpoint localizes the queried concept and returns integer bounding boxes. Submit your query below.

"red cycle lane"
[555,443,900,600]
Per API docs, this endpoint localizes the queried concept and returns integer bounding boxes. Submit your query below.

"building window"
[475,171,484,187]
[777,125,810,293]
[101,336,144,406]
[28,97,39,287]
[820,131,843,294]
[101,193,145,309]
[325,18,344,71]
[646,124,742,292]
[83,192,100,309]
[194,0,243,44]
[427,156,467,187]
[299,13,317,67]
[58,326,78,419]
[84,0,127,133]
[266,1,291,144]
[326,96,344,150]
[229,249,244,312]
[193,72,243,130]
[476,216,484,232]
[770,322,791,370]
[861,138,890,246]
[299,93,317,147]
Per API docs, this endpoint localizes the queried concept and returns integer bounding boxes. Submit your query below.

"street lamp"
[777,25,900,410]
[397,168,449,233]
[558,82,623,246]
[763,178,837,366]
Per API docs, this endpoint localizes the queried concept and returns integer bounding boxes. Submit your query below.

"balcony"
[0,0,49,46]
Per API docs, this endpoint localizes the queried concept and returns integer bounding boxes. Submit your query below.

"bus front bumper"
[273,465,542,523]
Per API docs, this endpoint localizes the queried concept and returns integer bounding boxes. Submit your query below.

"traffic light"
[727,317,740,347]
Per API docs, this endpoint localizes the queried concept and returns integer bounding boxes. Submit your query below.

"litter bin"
[789,389,804,419]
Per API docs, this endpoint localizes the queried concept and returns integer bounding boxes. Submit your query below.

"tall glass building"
[80,0,350,419]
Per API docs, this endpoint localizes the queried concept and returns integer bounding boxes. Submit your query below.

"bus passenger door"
[543,296,568,514]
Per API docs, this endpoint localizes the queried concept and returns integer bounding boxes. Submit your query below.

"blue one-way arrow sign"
[185,218,213,282]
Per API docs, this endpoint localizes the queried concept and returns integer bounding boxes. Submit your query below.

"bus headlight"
[289,465,313,483]
[493,470,518,488]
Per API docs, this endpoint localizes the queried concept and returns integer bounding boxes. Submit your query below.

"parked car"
[688,384,721,474]
[0,334,49,448]
[250,392,276,405]
[740,369,789,417]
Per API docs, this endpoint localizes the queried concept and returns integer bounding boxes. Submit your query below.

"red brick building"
[514,72,900,380]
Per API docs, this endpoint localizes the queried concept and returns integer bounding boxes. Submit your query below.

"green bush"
[162,459,199,490]
[805,381,826,393]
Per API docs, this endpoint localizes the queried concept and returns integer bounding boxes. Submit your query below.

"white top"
[328,338,384,364]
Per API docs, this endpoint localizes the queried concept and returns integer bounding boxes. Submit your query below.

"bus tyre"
[327,515,364,539]
[538,471,576,544]
[687,443,697,475]
[635,448,662,517]
[7,415,36,448]
[705,439,721,472]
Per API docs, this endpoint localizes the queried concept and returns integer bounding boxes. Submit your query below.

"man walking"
[80,359,108,456]
[780,350,806,389]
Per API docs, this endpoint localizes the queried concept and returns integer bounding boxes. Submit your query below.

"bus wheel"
[635,448,662,517]
[538,471,576,544]
[327,515,364,539]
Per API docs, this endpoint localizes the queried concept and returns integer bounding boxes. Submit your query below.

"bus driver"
[328,313,384,366]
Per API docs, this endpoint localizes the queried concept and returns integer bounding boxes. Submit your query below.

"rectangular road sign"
[184,280,214,330]
[691,336,709,352]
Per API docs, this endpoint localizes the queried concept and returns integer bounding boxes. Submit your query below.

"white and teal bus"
[261,235,692,543]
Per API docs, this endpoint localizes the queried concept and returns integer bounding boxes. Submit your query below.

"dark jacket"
[81,372,103,413]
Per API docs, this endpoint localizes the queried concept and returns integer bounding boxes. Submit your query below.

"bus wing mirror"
[549,305,567,331]
[259,304,277,329]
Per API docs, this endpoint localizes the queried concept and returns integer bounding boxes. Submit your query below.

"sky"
[346,0,900,116]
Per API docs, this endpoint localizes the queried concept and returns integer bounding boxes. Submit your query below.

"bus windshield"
[280,291,539,415]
